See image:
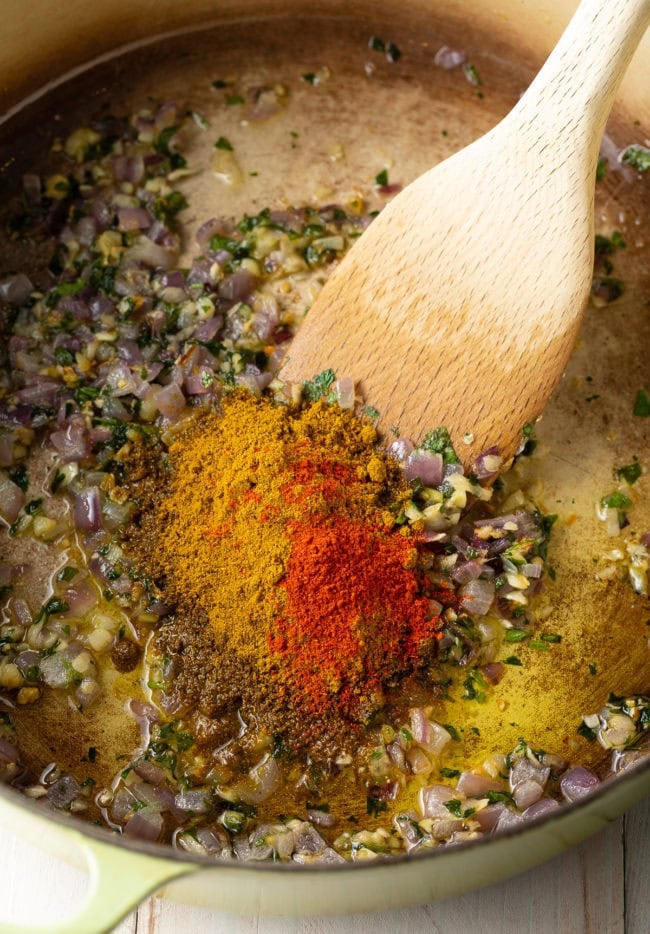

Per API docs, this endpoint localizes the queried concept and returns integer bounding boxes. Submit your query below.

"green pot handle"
[5,833,195,934]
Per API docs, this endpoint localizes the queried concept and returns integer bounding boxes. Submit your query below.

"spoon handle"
[510,0,650,162]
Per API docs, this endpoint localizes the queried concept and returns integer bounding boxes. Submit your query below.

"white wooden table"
[1,795,648,933]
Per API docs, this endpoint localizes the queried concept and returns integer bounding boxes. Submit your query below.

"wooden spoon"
[281,0,650,467]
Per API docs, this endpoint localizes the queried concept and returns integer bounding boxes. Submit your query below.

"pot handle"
[5,834,195,934]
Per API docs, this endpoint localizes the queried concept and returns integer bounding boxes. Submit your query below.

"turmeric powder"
[131,392,443,752]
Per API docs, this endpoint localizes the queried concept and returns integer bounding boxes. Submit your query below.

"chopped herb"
[212,79,228,89]
[540,633,562,643]
[577,721,597,742]
[153,191,188,224]
[440,767,461,778]
[596,157,608,181]
[504,656,523,666]
[421,426,460,465]
[444,723,460,741]
[88,746,97,763]
[529,640,550,651]
[471,726,481,736]
[485,790,514,806]
[8,465,28,493]
[366,795,388,818]
[588,662,597,676]
[463,64,482,87]
[621,144,650,172]
[362,406,380,420]
[215,136,233,151]
[56,566,78,583]
[302,368,336,403]
[633,389,650,417]
[175,731,194,751]
[302,73,317,84]
[54,346,75,366]
[226,94,245,106]
[504,629,529,643]
[368,37,401,61]
[25,498,43,516]
[375,169,389,186]
[616,461,642,485]
[443,799,463,817]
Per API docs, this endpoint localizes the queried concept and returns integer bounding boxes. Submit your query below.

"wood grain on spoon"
[281,0,650,467]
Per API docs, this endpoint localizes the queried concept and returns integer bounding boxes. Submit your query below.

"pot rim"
[1,755,648,874]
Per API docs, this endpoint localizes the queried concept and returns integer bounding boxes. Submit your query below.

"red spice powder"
[268,514,442,723]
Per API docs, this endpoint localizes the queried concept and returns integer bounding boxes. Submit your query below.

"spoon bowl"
[281,0,650,466]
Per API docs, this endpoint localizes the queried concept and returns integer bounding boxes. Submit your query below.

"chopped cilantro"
[577,721,597,742]
[504,656,523,666]
[616,461,642,485]
[596,157,608,181]
[421,426,459,465]
[362,405,380,421]
[375,169,389,186]
[444,723,460,741]
[485,790,514,806]
[504,629,529,643]
[226,94,245,106]
[443,799,463,817]
[212,79,228,88]
[302,368,336,403]
[302,73,317,84]
[633,389,650,417]
[463,64,482,87]
[440,767,461,778]
[8,465,28,492]
[621,145,650,172]
[88,746,97,763]
[215,136,233,151]
[601,491,632,510]
[56,566,78,583]
[366,795,388,818]
[588,662,597,676]
[540,633,562,643]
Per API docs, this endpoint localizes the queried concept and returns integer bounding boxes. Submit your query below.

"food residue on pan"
[0,22,648,861]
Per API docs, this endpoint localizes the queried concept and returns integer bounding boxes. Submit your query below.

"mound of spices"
[130,392,444,754]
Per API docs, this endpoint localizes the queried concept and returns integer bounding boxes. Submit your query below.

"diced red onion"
[458,577,495,616]
[174,789,211,814]
[474,446,502,480]
[117,340,144,366]
[0,473,25,523]
[474,804,506,831]
[134,760,166,785]
[510,757,550,789]
[560,766,600,802]
[117,208,152,232]
[74,487,103,532]
[451,559,484,584]
[419,784,458,819]
[113,154,145,184]
[522,798,561,821]
[62,580,99,617]
[495,809,525,832]
[522,563,543,579]
[0,273,34,306]
[389,438,414,461]
[513,780,544,810]
[50,420,90,463]
[640,531,650,547]
[456,772,505,797]
[481,662,505,686]
[184,368,215,396]
[40,654,69,688]
[105,361,142,398]
[218,269,258,302]
[0,737,20,765]
[154,383,186,420]
[124,810,163,841]
[434,46,467,69]
[404,450,444,486]
[244,755,283,804]
[306,809,336,828]
[47,775,81,808]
